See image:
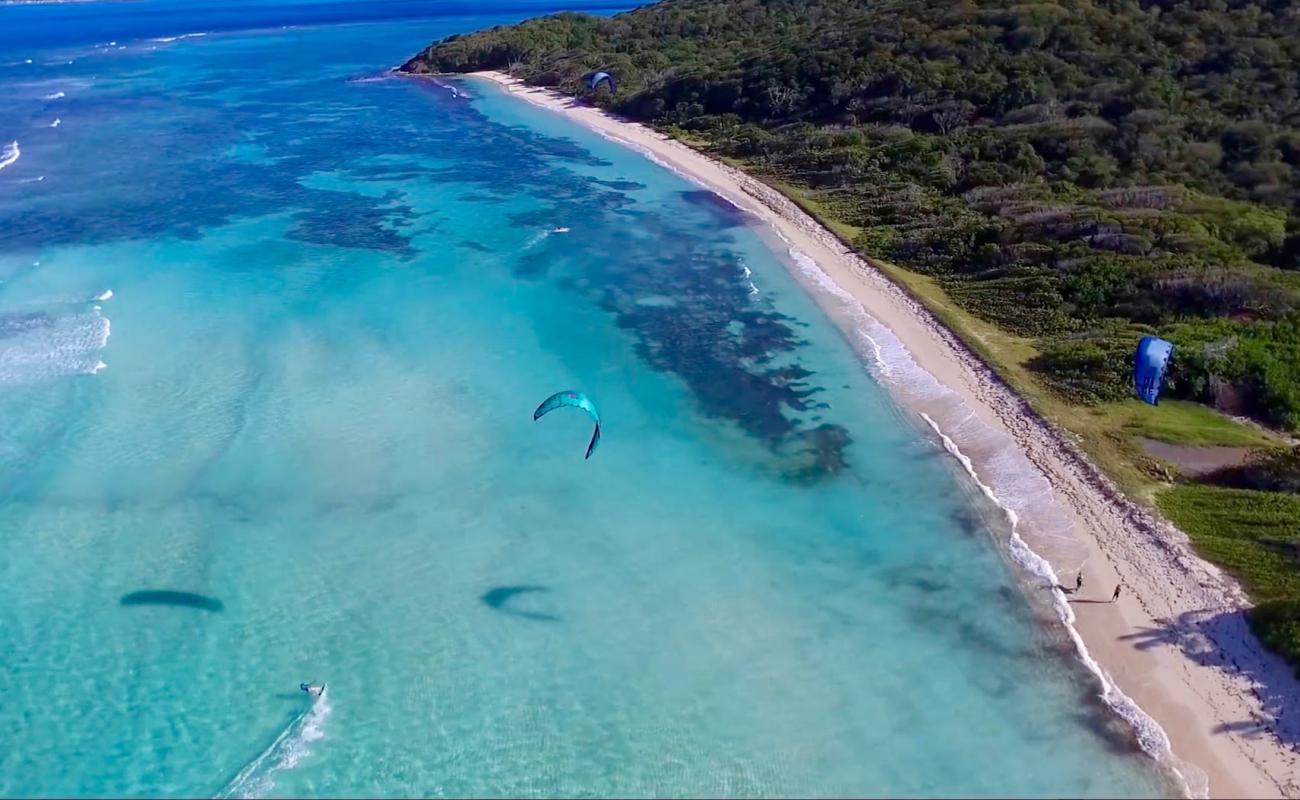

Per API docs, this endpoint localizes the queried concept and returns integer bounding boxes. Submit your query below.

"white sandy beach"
[466,70,1300,798]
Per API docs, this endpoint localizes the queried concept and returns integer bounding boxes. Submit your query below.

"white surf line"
[919,411,1200,798]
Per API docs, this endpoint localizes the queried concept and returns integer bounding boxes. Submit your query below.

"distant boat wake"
[523,226,570,249]
[215,690,332,799]
[151,32,207,43]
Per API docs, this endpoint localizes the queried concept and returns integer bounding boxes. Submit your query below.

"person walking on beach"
[1111,584,1122,603]
[1075,573,1083,593]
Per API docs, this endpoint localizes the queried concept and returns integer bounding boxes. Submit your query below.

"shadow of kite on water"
[480,585,560,622]
[120,590,225,612]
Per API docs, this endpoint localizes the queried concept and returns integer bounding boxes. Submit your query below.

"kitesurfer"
[1075,573,1083,593]
[1111,584,1122,603]
[300,682,324,697]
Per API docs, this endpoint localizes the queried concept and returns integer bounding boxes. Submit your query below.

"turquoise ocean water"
[0,5,1173,797]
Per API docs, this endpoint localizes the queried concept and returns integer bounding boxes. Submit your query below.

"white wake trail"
[216,690,333,799]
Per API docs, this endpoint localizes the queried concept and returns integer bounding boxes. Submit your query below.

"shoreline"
[458,70,1300,798]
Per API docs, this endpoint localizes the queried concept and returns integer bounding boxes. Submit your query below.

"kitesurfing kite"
[587,71,616,94]
[1134,336,1174,405]
[533,390,601,459]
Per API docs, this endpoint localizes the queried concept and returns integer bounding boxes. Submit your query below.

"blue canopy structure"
[1134,336,1175,405]
[587,71,616,94]
[533,390,602,459]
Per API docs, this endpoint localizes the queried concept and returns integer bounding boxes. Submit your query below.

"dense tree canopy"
[404,0,1300,430]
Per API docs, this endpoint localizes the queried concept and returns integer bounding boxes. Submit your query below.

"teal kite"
[534,390,601,459]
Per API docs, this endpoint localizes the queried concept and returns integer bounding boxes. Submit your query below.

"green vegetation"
[1158,483,1300,669]
[1111,399,1275,448]
[404,0,1300,665]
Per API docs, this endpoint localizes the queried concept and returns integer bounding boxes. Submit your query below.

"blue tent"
[587,71,617,94]
[1134,336,1175,405]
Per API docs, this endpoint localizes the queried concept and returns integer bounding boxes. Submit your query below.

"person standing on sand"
[1112,584,1121,602]
[1076,573,1083,592]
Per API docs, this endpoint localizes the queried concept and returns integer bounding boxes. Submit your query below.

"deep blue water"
[0,0,628,51]
[0,3,1173,797]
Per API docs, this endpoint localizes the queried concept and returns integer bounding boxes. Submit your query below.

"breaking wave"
[0,141,19,172]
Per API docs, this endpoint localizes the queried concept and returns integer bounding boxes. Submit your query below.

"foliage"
[1169,317,1300,429]
[1027,332,1135,404]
